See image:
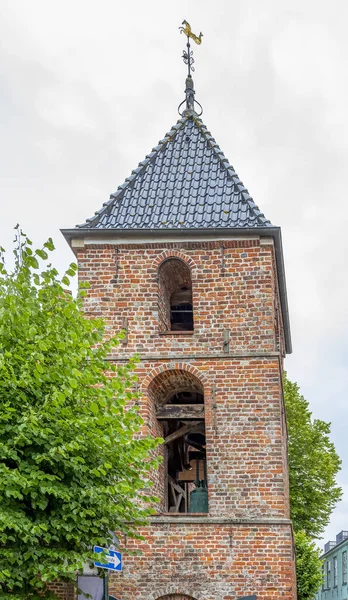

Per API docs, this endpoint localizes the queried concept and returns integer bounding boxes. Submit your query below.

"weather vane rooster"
[179,20,203,45]
[178,20,203,116]
[179,20,203,77]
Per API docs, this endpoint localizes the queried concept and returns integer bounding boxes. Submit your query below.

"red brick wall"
[47,581,74,600]
[136,358,288,518]
[109,521,295,600]
[77,240,280,355]
[69,237,296,600]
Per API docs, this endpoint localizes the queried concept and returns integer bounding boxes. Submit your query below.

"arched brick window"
[148,369,207,514]
[158,259,193,333]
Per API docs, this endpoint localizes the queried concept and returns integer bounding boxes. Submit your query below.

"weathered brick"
[55,238,295,600]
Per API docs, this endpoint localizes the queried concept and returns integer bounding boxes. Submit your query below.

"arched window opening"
[165,402,207,514]
[149,370,208,514]
[158,259,194,333]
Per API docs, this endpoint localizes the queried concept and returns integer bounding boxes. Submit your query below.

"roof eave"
[61,226,292,354]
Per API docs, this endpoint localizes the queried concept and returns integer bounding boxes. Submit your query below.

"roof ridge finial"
[178,20,203,116]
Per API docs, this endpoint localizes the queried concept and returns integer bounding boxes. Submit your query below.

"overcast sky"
[1,0,347,548]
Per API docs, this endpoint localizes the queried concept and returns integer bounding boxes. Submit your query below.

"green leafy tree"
[0,231,161,599]
[284,373,342,538]
[284,373,342,599]
[294,530,323,600]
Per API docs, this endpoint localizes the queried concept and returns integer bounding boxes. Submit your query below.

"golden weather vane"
[178,20,203,116]
[179,20,203,77]
[179,20,203,45]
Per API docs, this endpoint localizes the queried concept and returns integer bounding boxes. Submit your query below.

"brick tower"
[63,55,296,600]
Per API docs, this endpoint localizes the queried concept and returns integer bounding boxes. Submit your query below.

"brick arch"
[156,596,198,600]
[150,586,205,600]
[143,363,210,402]
[147,368,204,407]
[152,249,196,272]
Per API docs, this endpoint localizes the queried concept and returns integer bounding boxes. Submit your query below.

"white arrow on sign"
[106,554,121,568]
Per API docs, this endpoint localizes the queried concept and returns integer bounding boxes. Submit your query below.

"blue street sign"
[93,546,122,572]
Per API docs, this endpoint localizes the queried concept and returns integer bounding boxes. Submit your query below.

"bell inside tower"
[151,371,207,514]
[166,391,207,513]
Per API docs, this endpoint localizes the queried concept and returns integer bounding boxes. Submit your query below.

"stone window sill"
[159,330,194,336]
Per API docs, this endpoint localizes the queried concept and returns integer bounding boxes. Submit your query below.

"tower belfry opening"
[165,391,206,513]
[150,370,207,513]
[158,259,194,333]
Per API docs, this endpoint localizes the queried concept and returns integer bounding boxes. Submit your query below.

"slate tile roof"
[78,113,272,229]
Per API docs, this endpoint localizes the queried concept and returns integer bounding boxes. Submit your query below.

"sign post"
[103,572,109,600]
[93,546,122,600]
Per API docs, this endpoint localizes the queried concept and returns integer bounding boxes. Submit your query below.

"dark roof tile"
[77,113,272,230]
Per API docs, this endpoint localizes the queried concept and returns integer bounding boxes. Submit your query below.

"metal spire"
[178,20,203,116]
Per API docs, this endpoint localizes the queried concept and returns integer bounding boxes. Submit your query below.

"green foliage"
[284,373,342,599]
[294,531,323,600]
[284,373,342,538]
[0,231,162,599]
